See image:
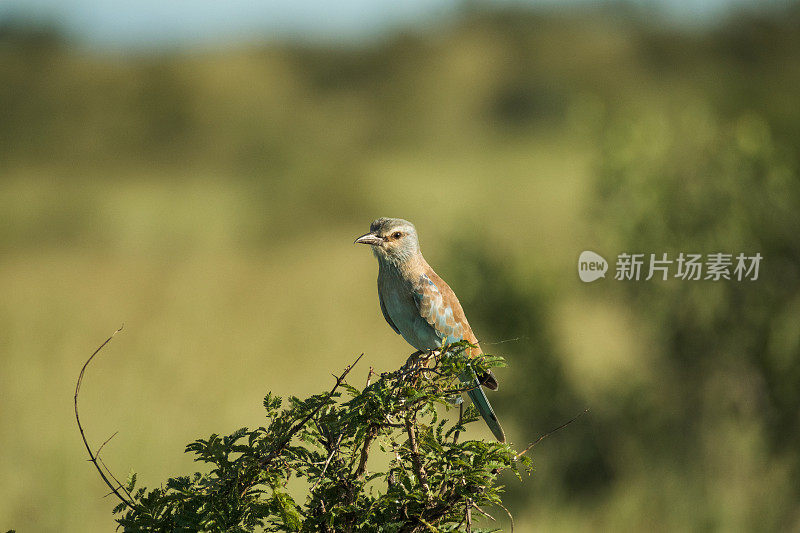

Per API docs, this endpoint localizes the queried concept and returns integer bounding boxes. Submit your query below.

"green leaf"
[125,470,137,493]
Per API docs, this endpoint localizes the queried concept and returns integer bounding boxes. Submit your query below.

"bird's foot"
[404,349,437,369]
[403,350,425,369]
[446,394,464,406]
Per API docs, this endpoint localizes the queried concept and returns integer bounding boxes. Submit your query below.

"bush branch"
[74,326,136,511]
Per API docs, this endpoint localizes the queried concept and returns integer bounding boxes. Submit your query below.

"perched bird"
[355,217,505,442]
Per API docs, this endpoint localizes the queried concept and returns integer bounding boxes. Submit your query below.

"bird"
[355,217,505,442]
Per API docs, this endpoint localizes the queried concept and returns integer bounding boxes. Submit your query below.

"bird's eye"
[392,232,402,239]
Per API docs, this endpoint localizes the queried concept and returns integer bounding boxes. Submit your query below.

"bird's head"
[355,218,420,265]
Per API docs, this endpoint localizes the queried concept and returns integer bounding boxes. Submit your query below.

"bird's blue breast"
[380,285,443,351]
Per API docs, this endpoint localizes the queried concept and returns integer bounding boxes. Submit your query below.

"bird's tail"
[460,369,505,443]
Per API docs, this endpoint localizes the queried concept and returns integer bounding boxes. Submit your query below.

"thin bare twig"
[404,413,430,497]
[74,326,136,510]
[98,456,131,499]
[95,430,119,458]
[310,432,344,491]
[96,436,135,501]
[479,336,528,346]
[471,501,496,522]
[354,424,378,479]
[515,409,589,460]
[495,501,515,533]
[465,497,472,533]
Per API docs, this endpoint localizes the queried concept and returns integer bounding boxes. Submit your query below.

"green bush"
[85,342,530,532]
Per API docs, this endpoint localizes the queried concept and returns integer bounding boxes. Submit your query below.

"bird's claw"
[403,349,437,370]
[446,394,464,405]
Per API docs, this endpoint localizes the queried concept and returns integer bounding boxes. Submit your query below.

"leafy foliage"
[111,343,527,532]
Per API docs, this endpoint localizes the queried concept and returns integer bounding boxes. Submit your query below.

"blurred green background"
[2,2,800,531]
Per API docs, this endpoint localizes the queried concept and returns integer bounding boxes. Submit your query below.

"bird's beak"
[354,232,383,246]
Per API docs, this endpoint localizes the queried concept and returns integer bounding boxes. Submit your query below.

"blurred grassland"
[2,5,800,532]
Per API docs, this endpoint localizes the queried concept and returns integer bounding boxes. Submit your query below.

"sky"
[0,0,778,50]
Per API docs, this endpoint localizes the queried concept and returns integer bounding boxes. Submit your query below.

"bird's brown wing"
[417,268,499,391]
